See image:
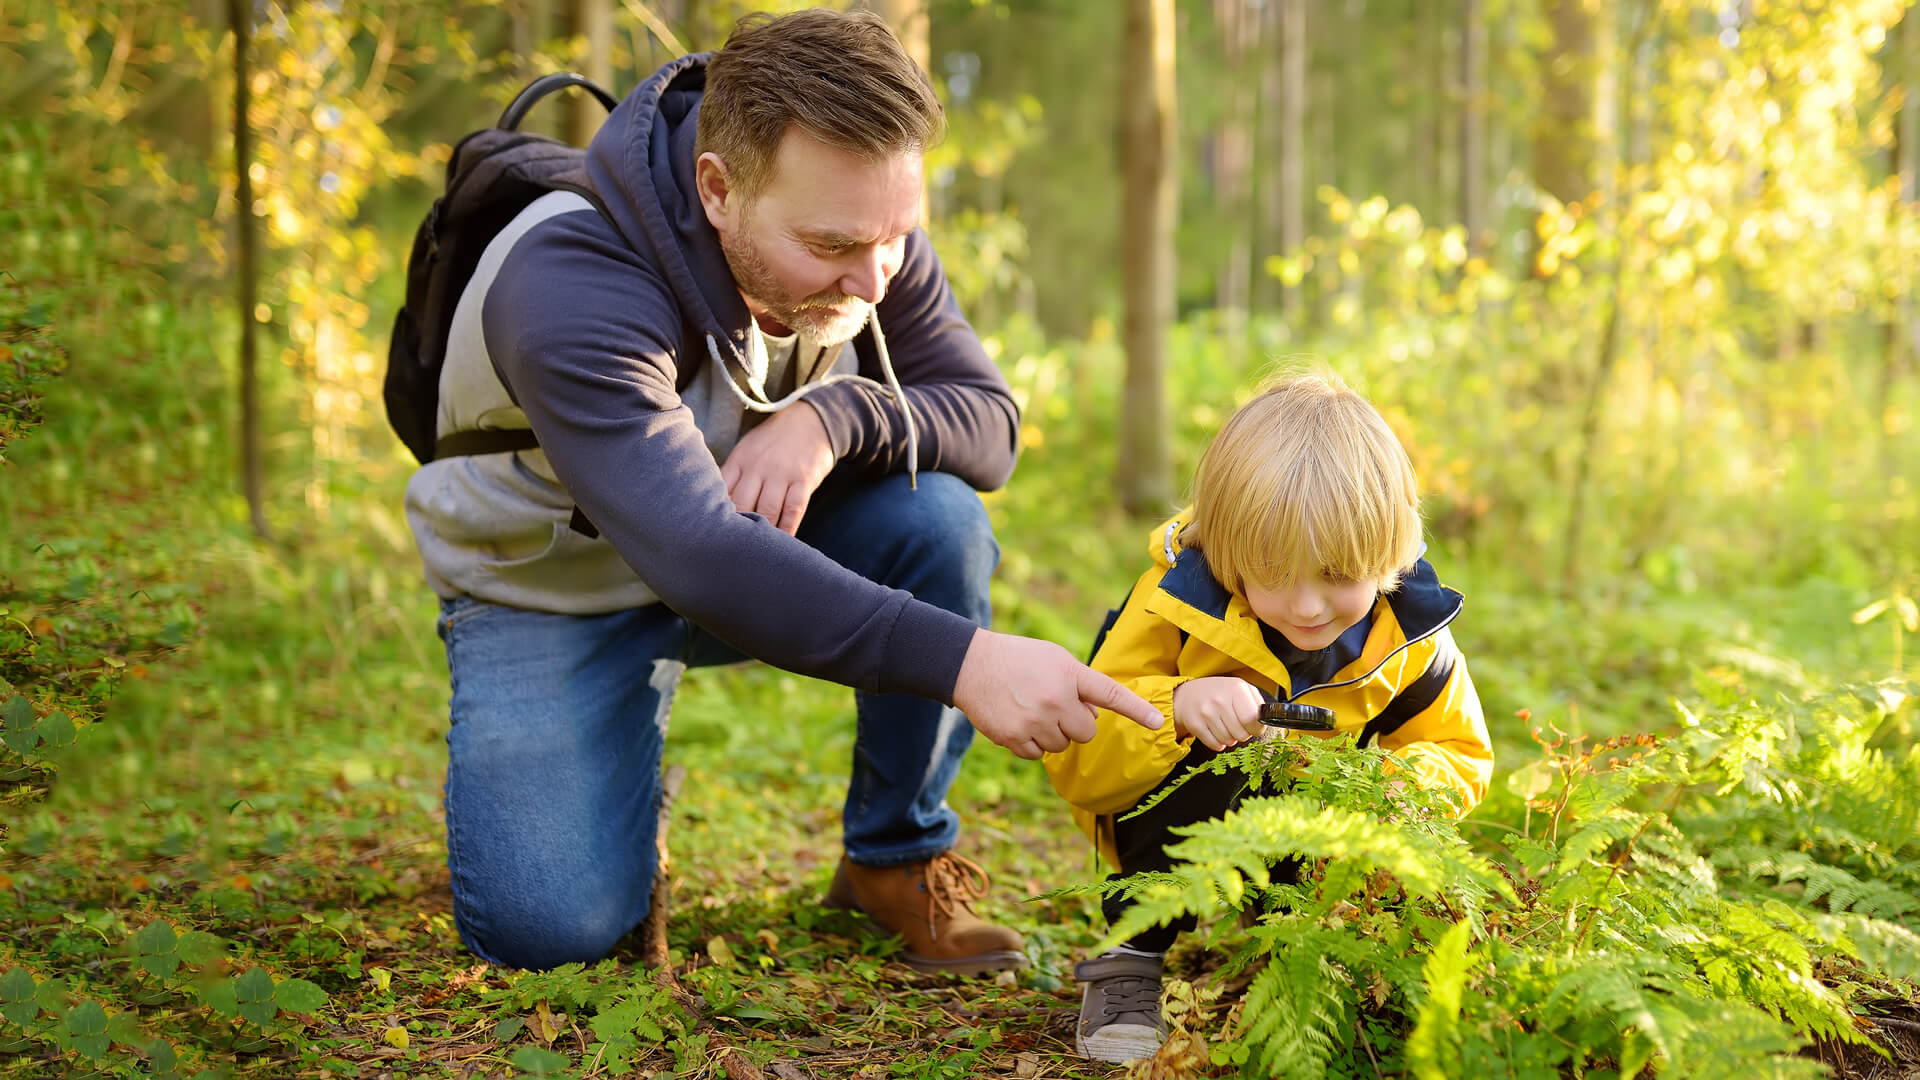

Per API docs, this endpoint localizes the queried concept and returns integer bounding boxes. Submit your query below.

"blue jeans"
[437,473,996,970]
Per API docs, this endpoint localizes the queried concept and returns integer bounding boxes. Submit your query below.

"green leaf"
[133,920,177,956]
[147,1038,178,1071]
[137,951,181,978]
[72,1030,109,1059]
[197,978,239,1018]
[0,969,35,1004]
[175,931,226,965]
[273,978,327,1015]
[233,967,275,1004]
[238,998,278,1027]
[37,711,74,748]
[493,1016,524,1042]
[510,1046,570,1075]
[0,696,32,729]
[65,1000,106,1037]
[2,723,40,754]
[34,977,69,1018]
[106,1009,142,1046]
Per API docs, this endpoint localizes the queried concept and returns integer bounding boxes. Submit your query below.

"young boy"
[1042,372,1494,1064]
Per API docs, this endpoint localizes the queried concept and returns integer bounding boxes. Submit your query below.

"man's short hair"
[698,8,944,200]
[1182,371,1425,594]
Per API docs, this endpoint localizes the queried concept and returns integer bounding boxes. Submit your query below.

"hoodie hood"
[580,55,922,483]
[584,54,753,358]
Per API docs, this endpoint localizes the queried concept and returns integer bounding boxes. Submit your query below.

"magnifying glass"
[1258,701,1337,731]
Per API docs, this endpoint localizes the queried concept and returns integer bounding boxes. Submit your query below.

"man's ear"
[695,151,734,232]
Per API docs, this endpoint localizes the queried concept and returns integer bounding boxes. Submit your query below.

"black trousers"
[1101,743,1299,953]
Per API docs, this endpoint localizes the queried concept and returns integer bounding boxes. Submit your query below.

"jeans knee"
[890,476,998,601]
[459,883,649,971]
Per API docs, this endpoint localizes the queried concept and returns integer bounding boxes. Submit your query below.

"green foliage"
[1068,688,1917,1077]
[4,1,1919,1077]
[1,919,326,1075]
[0,275,63,461]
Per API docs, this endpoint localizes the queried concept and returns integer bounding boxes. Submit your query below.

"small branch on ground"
[640,763,763,1080]
[642,763,687,970]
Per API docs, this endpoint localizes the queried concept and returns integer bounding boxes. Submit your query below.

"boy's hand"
[1173,676,1267,751]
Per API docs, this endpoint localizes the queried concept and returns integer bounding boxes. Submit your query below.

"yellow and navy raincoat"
[1043,515,1495,868]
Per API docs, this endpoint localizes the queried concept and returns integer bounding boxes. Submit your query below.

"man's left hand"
[721,402,837,534]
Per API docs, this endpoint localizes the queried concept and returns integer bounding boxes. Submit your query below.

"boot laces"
[923,852,990,941]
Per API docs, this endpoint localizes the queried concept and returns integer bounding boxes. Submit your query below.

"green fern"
[1234,942,1351,1079]
[1732,849,1919,919]
[1402,920,1471,1080]
[1808,910,1920,981]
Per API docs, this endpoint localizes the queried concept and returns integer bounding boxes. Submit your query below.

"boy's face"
[1243,575,1381,651]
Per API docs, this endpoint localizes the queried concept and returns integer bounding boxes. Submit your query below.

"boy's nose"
[1286,589,1328,622]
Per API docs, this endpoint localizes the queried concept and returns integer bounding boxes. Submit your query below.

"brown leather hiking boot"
[822,852,1029,976]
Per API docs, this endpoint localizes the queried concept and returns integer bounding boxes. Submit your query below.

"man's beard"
[720,227,872,346]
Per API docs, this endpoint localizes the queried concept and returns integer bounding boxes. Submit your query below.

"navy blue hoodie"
[403,55,1020,704]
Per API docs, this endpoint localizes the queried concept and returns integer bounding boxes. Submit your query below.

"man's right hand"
[950,628,1163,760]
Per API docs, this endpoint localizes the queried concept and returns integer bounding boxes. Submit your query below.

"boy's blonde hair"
[1181,372,1423,593]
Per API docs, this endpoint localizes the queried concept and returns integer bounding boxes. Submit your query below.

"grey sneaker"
[1073,952,1165,1063]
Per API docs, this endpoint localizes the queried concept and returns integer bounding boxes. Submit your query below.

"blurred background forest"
[2,0,1918,1077]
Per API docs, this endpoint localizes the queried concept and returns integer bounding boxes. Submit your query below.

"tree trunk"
[227,0,267,540]
[1887,6,1918,470]
[1214,0,1255,321]
[1254,0,1305,321]
[1460,0,1486,251]
[1117,0,1176,515]
[510,0,558,137]
[567,0,615,145]
[1532,0,1597,209]
[1417,0,1441,216]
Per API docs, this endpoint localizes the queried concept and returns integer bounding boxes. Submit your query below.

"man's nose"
[840,247,895,305]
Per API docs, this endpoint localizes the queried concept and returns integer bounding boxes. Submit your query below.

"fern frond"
[1402,920,1473,1080]
[1807,910,1920,982]
[1233,944,1350,1080]
[1555,810,1645,871]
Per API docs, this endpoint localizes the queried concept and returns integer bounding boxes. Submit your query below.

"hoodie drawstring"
[704,308,919,491]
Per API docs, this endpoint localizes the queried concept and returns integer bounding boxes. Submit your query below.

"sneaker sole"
[1076,1024,1162,1063]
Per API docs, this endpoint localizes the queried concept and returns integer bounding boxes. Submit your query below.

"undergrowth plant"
[1069,685,1920,1079]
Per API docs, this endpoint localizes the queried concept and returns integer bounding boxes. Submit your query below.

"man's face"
[697,129,922,345]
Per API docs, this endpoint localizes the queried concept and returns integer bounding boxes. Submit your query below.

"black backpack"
[383,73,618,464]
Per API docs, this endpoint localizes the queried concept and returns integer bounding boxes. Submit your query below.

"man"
[403,8,1159,974]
